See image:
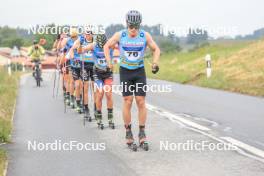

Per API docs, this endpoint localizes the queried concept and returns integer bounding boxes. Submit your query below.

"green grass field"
[0,149,6,176]
[145,39,264,96]
[0,68,20,142]
[0,67,20,176]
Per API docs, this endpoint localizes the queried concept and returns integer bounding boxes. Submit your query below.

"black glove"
[152,64,159,74]
[106,66,111,73]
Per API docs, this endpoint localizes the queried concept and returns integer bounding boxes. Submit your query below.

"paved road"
[7,71,264,176]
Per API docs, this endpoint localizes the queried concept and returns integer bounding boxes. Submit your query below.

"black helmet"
[33,40,38,45]
[96,34,107,48]
[126,10,142,26]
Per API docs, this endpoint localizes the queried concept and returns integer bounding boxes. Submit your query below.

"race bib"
[84,50,93,58]
[125,51,140,61]
[97,58,106,65]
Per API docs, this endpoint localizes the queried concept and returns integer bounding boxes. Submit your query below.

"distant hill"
[235,28,264,40]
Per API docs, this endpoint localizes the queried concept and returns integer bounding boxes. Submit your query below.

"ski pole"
[81,50,86,126]
[53,51,59,98]
[56,67,61,98]
[63,62,67,113]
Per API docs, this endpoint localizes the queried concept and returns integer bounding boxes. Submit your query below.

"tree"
[105,24,125,37]
[187,28,208,44]
[2,38,24,49]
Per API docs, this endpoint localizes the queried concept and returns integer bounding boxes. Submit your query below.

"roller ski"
[95,111,104,130]
[125,124,137,152]
[138,126,149,151]
[108,109,115,129]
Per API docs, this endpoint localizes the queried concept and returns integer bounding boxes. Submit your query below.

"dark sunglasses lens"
[129,24,139,29]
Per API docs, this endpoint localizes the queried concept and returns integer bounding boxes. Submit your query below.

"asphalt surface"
[6,71,264,176]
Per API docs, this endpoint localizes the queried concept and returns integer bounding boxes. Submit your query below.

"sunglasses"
[85,31,93,35]
[128,24,140,29]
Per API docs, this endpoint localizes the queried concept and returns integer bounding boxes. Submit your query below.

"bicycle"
[32,61,42,87]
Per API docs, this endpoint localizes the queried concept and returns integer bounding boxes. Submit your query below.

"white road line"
[221,137,264,159]
[187,126,264,163]
[146,103,211,131]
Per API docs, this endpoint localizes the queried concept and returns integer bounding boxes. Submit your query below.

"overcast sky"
[0,0,264,37]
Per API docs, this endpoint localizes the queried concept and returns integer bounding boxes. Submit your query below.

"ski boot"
[138,125,149,151]
[79,101,84,114]
[108,109,115,129]
[75,100,82,114]
[70,95,75,109]
[125,124,137,152]
[84,106,92,122]
[65,93,70,106]
[95,111,104,130]
[63,91,67,101]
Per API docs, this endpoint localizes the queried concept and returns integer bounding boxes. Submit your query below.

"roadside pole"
[7,59,11,76]
[205,54,212,78]
[22,62,25,72]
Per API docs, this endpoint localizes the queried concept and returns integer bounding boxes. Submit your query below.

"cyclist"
[104,10,160,150]
[82,34,115,129]
[71,30,95,118]
[27,40,45,80]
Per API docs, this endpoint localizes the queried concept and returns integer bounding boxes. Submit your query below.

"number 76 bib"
[125,51,140,61]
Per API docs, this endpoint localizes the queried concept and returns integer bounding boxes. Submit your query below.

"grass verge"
[145,40,264,96]
[0,67,21,176]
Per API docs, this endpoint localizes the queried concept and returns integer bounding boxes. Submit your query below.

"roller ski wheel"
[97,122,104,130]
[109,123,115,129]
[127,142,137,152]
[88,117,92,122]
[139,141,149,151]
[108,121,115,129]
